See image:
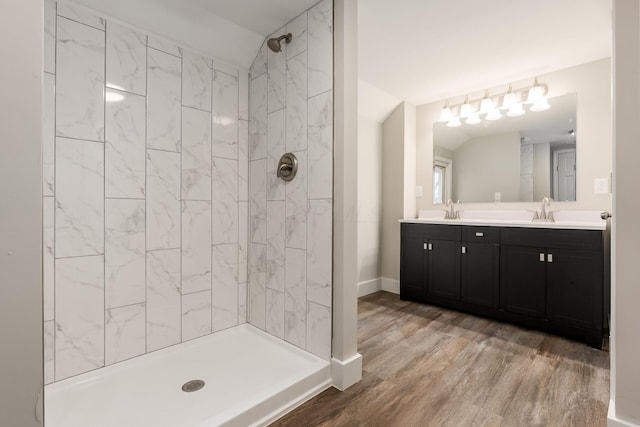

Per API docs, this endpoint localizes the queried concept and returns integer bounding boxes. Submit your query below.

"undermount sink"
[547,210,605,224]
[417,209,447,220]
[456,210,535,222]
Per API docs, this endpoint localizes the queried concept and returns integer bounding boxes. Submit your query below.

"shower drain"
[181,379,205,392]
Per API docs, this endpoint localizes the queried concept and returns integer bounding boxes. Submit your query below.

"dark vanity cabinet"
[400,222,607,348]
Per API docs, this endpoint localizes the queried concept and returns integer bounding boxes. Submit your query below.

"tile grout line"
[103,18,107,369]
[51,0,58,384]
[144,31,149,356]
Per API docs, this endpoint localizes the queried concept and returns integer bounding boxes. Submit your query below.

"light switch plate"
[416,185,423,198]
[594,178,609,194]
[494,192,501,202]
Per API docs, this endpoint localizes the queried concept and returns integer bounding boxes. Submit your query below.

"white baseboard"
[381,277,400,294]
[608,399,640,427]
[330,353,362,391]
[357,278,381,297]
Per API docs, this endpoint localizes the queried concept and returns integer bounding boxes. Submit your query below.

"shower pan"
[42,0,335,425]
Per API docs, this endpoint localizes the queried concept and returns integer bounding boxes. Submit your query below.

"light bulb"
[446,116,462,127]
[439,102,452,122]
[507,103,525,117]
[480,91,494,115]
[526,78,545,104]
[459,96,471,118]
[501,85,517,110]
[465,112,481,125]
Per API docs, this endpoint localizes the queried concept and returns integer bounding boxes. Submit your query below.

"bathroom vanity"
[399,212,608,348]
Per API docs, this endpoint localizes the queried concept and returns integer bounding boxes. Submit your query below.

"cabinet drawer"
[401,223,460,241]
[461,226,499,244]
[501,227,603,251]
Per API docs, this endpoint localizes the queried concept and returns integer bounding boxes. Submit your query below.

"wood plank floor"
[271,291,609,427]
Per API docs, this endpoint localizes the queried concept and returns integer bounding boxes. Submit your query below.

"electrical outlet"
[594,178,609,194]
[494,192,501,202]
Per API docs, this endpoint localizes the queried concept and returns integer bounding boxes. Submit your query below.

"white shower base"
[45,324,331,427]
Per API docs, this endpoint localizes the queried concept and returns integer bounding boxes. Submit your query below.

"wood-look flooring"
[271,291,610,427]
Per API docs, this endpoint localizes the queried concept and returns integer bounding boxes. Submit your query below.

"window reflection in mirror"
[433,93,577,203]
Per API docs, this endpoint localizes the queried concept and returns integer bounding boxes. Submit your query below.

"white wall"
[357,115,382,284]
[452,131,520,203]
[416,58,612,213]
[0,0,43,425]
[610,1,640,425]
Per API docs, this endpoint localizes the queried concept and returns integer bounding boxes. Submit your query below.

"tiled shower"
[43,0,333,385]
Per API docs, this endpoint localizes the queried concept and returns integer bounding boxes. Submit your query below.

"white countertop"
[401,210,607,231]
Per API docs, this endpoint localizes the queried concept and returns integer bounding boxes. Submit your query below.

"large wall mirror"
[433,93,577,204]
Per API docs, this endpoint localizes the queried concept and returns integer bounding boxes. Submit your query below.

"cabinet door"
[461,242,499,308]
[547,249,603,329]
[427,239,459,300]
[400,234,427,300]
[500,245,546,317]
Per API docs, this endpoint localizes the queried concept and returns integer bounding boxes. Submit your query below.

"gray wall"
[0,0,44,425]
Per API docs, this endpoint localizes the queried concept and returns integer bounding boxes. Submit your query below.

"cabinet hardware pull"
[475,232,484,237]
[539,253,545,262]
[423,243,427,250]
[462,246,466,254]
[428,243,433,251]
[548,253,553,263]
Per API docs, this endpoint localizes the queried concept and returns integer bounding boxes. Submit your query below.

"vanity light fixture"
[439,77,550,126]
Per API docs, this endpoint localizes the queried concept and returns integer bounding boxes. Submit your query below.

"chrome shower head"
[267,33,292,53]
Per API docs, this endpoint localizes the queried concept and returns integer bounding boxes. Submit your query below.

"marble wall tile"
[238,71,249,121]
[267,201,285,293]
[105,303,146,365]
[267,109,286,201]
[249,74,267,160]
[212,158,239,244]
[105,199,145,309]
[248,243,267,329]
[250,42,267,77]
[286,53,308,153]
[183,51,212,111]
[146,150,181,250]
[44,0,56,74]
[212,243,239,332]
[285,248,307,349]
[249,159,267,244]
[307,0,333,98]
[238,282,247,324]
[43,197,55,321]
[148,36,183,58]
[182,291,212,341]
[105,90,146,199]
[287,12,308,60]
[55,255,104,380]
[285,150,307,249]
[267,29,286,113]
[212,70,239,159]
[147,48,181,152]
[43,70,55,197]
[238,201,249,283]
[57,3,105,30]
[212,60,238,77]
[266,289,285,339]
[238,120,249,202]
[55,137,104,258]
[44,321,55,384]
[182,201,212,294]
[56,17,105,141]
[182,107,212,200]
[308,91,333,199]
[106,21,147,95]
[520,143,534,175]
[307,200,332,307]
[306,302,331,360]
[146,249,181,351]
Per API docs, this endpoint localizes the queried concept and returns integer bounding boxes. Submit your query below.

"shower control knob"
[277,153,298,182]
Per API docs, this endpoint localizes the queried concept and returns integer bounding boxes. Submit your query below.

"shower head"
[267,33,292,53]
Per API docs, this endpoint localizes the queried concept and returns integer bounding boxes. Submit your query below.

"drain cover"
[181,379,205,392]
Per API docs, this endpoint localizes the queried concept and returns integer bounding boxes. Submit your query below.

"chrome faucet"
[540,197,551,220]
[445,199,459,219]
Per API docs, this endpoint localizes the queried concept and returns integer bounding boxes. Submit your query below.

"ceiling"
[358,0,612,121]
